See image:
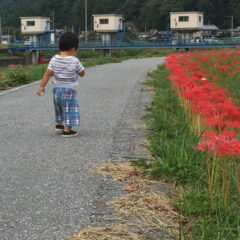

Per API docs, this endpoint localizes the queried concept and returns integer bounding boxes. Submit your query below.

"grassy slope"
[132,65,240,239]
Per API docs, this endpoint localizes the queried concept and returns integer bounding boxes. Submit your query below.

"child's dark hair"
[59,32,79,51]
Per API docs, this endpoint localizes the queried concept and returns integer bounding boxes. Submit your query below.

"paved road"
[0,57,165,240]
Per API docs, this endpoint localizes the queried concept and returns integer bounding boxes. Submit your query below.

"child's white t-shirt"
[48,55,84,89]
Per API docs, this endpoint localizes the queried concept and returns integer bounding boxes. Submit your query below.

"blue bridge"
[8,38,240,51]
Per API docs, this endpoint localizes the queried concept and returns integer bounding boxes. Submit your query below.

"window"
[199,16,202,22]
[100,19,109,24]
[179,16,189,22]
[26,21,35,26]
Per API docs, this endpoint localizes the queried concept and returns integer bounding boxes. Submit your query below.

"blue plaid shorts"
[53,87,80,127]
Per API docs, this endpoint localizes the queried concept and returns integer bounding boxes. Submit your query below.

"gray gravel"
[0,57,165,240]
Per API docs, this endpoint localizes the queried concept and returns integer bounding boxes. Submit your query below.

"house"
[233,26,240,37]
[148,31,173,41]
[93,14,124,43]
[149,29,158,35]
[20,17,51,35]
[202,25,219,39]
[218,26,240,38]
[138,32,149,39]
[170,11,204,40]
[20,16,53,43]
[93,14,124,33]
[93,14,124,41]
[1,35,11,44]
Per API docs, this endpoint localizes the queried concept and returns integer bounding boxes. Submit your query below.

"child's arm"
[36,69,53,96]
[78,69,85,77]
[76,59,85,77]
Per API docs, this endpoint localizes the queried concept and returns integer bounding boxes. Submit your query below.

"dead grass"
[109,191,180,236]
[64,161,186,240]
[91,160,164,192]
[68,223,144,240]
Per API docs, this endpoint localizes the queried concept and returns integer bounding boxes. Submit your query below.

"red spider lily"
[8,64,17,68]
[165,50,240,159]
[165,52,240,132]
[195,131,240,157]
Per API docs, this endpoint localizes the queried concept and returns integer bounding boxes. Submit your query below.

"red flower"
[8,64,17,68]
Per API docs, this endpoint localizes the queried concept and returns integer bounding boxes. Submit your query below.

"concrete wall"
[0,58,25,67]
[170,12,204,30]
[0,48,42,66]
[93,14,123,32]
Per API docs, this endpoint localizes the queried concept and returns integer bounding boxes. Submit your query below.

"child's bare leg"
[56,122,63,126]
[64,126,71,132]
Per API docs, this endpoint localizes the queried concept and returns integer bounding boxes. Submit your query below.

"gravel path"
[0,57,165,240]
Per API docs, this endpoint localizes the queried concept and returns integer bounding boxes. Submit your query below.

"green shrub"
[2,66,30,87]
[77,50,98,58]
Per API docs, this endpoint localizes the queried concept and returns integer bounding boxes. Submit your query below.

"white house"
[1,35,11,44]
[20,16,52,43]
[20,17,51,35]
[202,25,219,38]
[93,14,123,32]
[93,14,124,42]
[170,12,204,39]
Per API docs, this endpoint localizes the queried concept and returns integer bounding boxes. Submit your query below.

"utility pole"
[52,10,55,30]
[0,17,2,44]
[85,0,87,42]
[13,30,16,43]
[228,15,233,39]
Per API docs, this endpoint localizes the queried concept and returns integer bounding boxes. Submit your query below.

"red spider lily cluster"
[195,130,240,158]
[165,49,240,158]
[8,64,17,68]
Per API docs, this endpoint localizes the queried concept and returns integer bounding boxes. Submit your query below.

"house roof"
[93,14,123,18]
[1,35,11,39]
[170,11,204,14]
[20,16,51,20]
[138,32,149,35]
[203,25,219,30]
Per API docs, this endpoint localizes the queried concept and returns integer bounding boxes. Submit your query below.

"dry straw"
[91,160,165,191]
[67,160,186,239]
[68,223,144,240]
[108,190,180,236]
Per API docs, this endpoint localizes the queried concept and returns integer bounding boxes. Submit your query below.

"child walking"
[37,32,85,137]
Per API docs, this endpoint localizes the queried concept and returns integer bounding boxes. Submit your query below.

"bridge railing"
[8,37,240,50]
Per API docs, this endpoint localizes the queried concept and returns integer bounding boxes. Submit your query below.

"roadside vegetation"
[0,49,174,90]
[132,48,240,239]
[0,44,8,49]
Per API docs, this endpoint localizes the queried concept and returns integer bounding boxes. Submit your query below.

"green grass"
[0,64,47,89]
[131,65,240,239]
[0,55,23,59]
[40,49,175,59]
[0,44,8,49]
[134,66,207,184]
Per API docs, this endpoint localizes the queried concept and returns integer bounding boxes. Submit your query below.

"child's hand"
[37,86,45,96]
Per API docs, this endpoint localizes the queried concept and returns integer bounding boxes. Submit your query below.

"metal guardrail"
[8,38,240,51]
